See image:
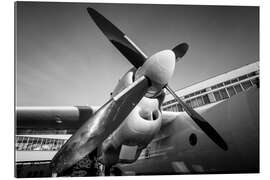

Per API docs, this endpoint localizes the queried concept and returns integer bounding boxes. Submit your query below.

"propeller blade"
[165,85,228,151]
[50,76,150,174]
[172,43,189,62]
[87,7,147,68]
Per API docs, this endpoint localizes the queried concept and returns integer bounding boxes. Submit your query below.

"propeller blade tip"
[86,7,94,13]
[87,7,97,17]
[173,42,189,60]
[220,141,228,151]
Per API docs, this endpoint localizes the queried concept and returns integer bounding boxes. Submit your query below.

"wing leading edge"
[16,106,100,131]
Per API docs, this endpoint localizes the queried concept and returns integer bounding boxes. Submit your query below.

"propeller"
[51,7,228,175]
[87,8,228,151]
[50,76,151,174]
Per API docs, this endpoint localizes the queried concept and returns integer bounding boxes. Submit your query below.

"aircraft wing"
[16,106,100,130]
[16,101,219,132]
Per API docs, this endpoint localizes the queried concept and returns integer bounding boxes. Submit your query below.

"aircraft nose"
[154,50,175,85]
[135,50,175,95]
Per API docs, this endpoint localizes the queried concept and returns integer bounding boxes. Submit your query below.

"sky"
[16,2,259,106]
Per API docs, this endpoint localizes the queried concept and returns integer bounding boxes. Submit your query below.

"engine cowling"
[100,68,164,166]
[110,96,162,147]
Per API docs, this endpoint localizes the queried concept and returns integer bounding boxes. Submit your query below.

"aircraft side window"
[189,133,197,146]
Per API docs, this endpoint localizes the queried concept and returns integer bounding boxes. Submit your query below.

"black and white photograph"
[15,1,259,178]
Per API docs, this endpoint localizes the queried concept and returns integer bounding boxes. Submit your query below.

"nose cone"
[153,50,175,85]
[136,50,175,88]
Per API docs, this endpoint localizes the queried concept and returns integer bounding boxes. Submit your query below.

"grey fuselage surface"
[119,87,259,174]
